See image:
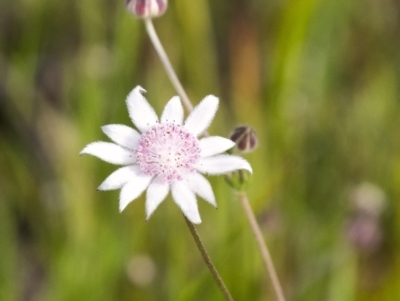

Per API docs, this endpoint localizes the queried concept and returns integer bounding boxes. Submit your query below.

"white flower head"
[81,86,252,224]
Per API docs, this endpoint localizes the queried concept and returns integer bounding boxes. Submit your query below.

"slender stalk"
[145,16,232,300]
[238,192,286,301]
[144,18,194,113]
[184,216,235,301]
[144,16,284,301]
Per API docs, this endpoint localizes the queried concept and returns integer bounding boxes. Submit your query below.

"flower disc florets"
[135,123,201,183]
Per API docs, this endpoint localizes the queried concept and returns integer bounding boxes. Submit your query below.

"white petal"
[126,86,159,133]
[171,181,201,224]
[161,96,184,125]
[195,155,252,175]
[101,124,141,150]
[184,95,218,136]
[80,142,136,165]
[199,136,236,157]
[186,173,216,207]
[98,165,137,191]
[145,176,170,219]
[119,167,153,211]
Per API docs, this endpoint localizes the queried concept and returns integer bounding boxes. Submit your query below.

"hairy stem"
[238,192,286,301]
[144,16,284,301]
[184,216,235,301]
[145,17,233,299]
[144,18,194,113]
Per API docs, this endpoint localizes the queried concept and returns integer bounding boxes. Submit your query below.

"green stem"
[184,216,235,301]
[144,16,284,301]
[238,192,286,301]
[144,18,234,300]
[144,18,193,113]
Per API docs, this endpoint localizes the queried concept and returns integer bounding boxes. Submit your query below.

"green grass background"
[1,0,400,300]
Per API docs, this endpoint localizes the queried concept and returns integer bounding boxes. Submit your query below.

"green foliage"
[1,0,400,300]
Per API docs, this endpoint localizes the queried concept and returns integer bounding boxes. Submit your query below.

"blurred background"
[1,0,400,300]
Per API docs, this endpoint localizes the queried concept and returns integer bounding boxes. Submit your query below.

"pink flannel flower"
[81,86,252,224]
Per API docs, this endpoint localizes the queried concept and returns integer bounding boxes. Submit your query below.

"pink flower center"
[135,123,201,183]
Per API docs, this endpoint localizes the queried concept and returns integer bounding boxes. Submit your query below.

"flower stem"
[144,16,283,301]
[238,192,286,301]
[145,16,233,300]
[184,216,235,301]
[144,18,194,113]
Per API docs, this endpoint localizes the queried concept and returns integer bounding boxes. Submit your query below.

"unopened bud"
[230,126,258,153]
[225,169,251,191]
[126,0,167,18]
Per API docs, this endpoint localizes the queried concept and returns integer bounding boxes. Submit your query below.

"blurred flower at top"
[125,0,167,18]
[345,182,387,253]
[81,86,252,224]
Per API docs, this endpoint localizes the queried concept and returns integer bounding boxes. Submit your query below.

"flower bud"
[230,126,258,153]
[126,0,167,18]
[225,169,251,191]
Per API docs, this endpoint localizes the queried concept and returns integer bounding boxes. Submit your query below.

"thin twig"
[238,192,286,301]
[184,216,235,301]
[144,18,194,113]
